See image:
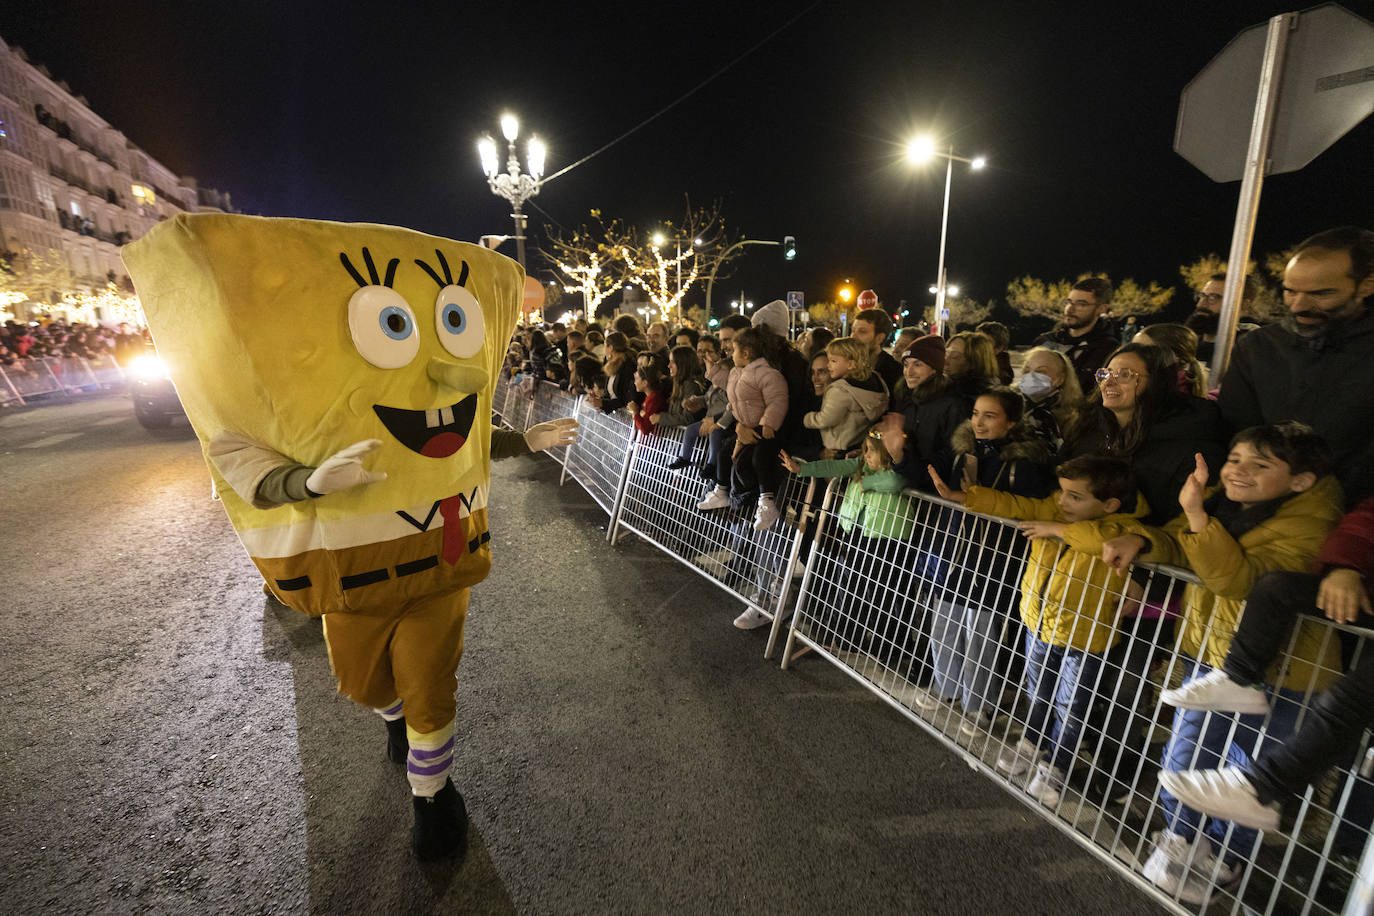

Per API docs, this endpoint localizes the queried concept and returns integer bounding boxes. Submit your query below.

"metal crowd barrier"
[0,355,127,406]
[499,378,1374,915]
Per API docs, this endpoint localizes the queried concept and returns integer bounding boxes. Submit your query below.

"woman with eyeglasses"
[1063,343,1225,526]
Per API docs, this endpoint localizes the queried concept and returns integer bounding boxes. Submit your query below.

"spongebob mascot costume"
[123,214,575,862]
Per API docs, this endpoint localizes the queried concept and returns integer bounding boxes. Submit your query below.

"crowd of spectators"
[0,318,146,375]
[505,225,1374,906]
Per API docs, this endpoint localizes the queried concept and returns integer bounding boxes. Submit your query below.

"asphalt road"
[0,394,1160,914]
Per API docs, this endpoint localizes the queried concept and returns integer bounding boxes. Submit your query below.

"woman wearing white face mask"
[1016,347,1083,452]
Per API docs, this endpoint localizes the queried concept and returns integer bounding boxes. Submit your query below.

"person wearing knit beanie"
[903,334,946,373]
[752,299,790,338]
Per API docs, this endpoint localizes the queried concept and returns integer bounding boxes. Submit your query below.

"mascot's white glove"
[525,418,579,453]
[306,439,387,495]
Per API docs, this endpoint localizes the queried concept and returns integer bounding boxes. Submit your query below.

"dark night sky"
[3,0,1373,328]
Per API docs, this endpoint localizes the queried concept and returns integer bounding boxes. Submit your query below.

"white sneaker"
[697,485,730,511]
[753,495,780,531]
[959,710,993,737]
[1142,830,1241,905]
[1161,668,1270,715]
[1158,766,1281,832]
[910,689,944,711]
[733,606,771,630]
[996,737,1041,777]
[1027,761,1066,808]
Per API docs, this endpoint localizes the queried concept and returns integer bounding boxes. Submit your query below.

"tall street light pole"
[906,136,985,337]
[478,113,546,270]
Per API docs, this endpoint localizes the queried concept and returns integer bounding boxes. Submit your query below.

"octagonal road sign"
[1176,2,1374,182]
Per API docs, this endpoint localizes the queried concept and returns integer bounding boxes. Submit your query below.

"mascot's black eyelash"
[340,247,400,288]
[414,250,470,290]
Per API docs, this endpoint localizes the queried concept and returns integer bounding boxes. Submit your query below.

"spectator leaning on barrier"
[1016,346,1083,453]
[630,362,670,435]
[1063,342,1225,525]
[852,306,902,391]
[1085,422,1343,905]
[1157,493,1374,836]
[929,454,1148,810]
[875,335,970,491]
[1218,226,1374,505]
[1133,322,1209,397]
[1034,277,1120,395]
[588,331,636,413]
[802,336,889,455]
[690,315,750,484]
[652,345,708,430]
[922,386,1055,737]
[781,430,918,646]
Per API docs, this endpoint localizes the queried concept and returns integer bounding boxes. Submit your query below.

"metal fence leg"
[765,477,817,661]
[559,395,586,487]
[0,365,26,406]
[780,480,836,670]
[606,428,639,545]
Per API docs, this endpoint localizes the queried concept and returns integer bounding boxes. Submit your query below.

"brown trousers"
[321,587,469,734]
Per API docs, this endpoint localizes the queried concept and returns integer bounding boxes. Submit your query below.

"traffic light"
[782,235,797,260]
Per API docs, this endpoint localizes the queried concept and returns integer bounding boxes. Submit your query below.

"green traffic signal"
[783,235,797,260]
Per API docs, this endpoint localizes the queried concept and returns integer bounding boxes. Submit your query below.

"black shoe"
[412,778,469,862]
[668,457,692,470]
[385,717,409,764]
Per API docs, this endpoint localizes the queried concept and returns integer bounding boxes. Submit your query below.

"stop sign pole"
[1211,13,1295,382]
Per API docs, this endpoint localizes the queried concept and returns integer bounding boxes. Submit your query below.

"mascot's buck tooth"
[123,214,576,861]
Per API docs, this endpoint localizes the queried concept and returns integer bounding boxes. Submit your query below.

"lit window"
[131,184,155,205]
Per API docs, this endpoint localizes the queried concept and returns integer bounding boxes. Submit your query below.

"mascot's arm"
[491,428,533,461]
[208,431,313,509]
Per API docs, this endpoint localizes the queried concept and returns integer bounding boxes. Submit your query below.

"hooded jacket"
[803,373,889,450]
[796,457,915,539]
[963,487,1153,654]
[726,357,788,430]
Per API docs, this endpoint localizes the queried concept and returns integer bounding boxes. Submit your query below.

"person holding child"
[802,336,889,455]
[697,326,789,531]
[922,387,1056,735]
[929,454,1149,809]
[1084,422,1344,904]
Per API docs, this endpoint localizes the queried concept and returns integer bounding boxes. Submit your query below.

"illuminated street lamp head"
[477,134,498,178]
[693,237,703,247]
[527,136,546,179]
[500,113,519,142]
[839,285,854,303]
[652,232,666,247]
[906,135,936,164]
[971,156,987,170]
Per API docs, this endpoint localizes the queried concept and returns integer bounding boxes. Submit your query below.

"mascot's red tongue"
[438,494,466,564]
[421,432,465,458]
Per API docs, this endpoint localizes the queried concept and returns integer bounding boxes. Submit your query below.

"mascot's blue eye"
[379,305,413,340]
[441,302,467,334]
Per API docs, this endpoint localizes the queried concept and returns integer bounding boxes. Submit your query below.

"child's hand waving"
[1180,452,1211,532]
[927,465,965,503]
[779,450,802,474]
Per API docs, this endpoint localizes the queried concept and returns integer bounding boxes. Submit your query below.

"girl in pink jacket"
[697,327,790,531]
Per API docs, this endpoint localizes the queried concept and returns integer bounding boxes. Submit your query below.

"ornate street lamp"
[477,113,546,269]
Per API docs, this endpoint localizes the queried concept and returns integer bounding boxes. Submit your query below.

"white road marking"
[20,432,82,449]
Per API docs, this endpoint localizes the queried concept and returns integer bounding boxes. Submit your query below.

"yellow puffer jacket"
[1132,476,1345,692]
[963,487,1151,654]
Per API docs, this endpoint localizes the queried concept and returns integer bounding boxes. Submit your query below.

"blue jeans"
[928,600,1002,714]
[1160,656,1305,863]
[1021,629,1107,774]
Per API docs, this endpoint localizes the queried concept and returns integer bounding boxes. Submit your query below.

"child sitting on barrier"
[781,430,917,646]
[698,327,789,531]
[802,336,889,456]
[929,454,1147,810]
[922,387,1055,736]
[630,363,670,436]
[651,345,709,430]
[1085,422,1344,905]
[669,334,733,472]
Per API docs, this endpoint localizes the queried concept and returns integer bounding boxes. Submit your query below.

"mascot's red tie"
[438,495,467,565]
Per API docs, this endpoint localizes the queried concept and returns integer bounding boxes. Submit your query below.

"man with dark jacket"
[1218,226,1374,503]
[1033,277,1119,395]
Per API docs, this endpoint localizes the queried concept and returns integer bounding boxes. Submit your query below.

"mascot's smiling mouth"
[373,394,478,458]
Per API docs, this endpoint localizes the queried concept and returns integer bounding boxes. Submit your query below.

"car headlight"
[130,354,171,381]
